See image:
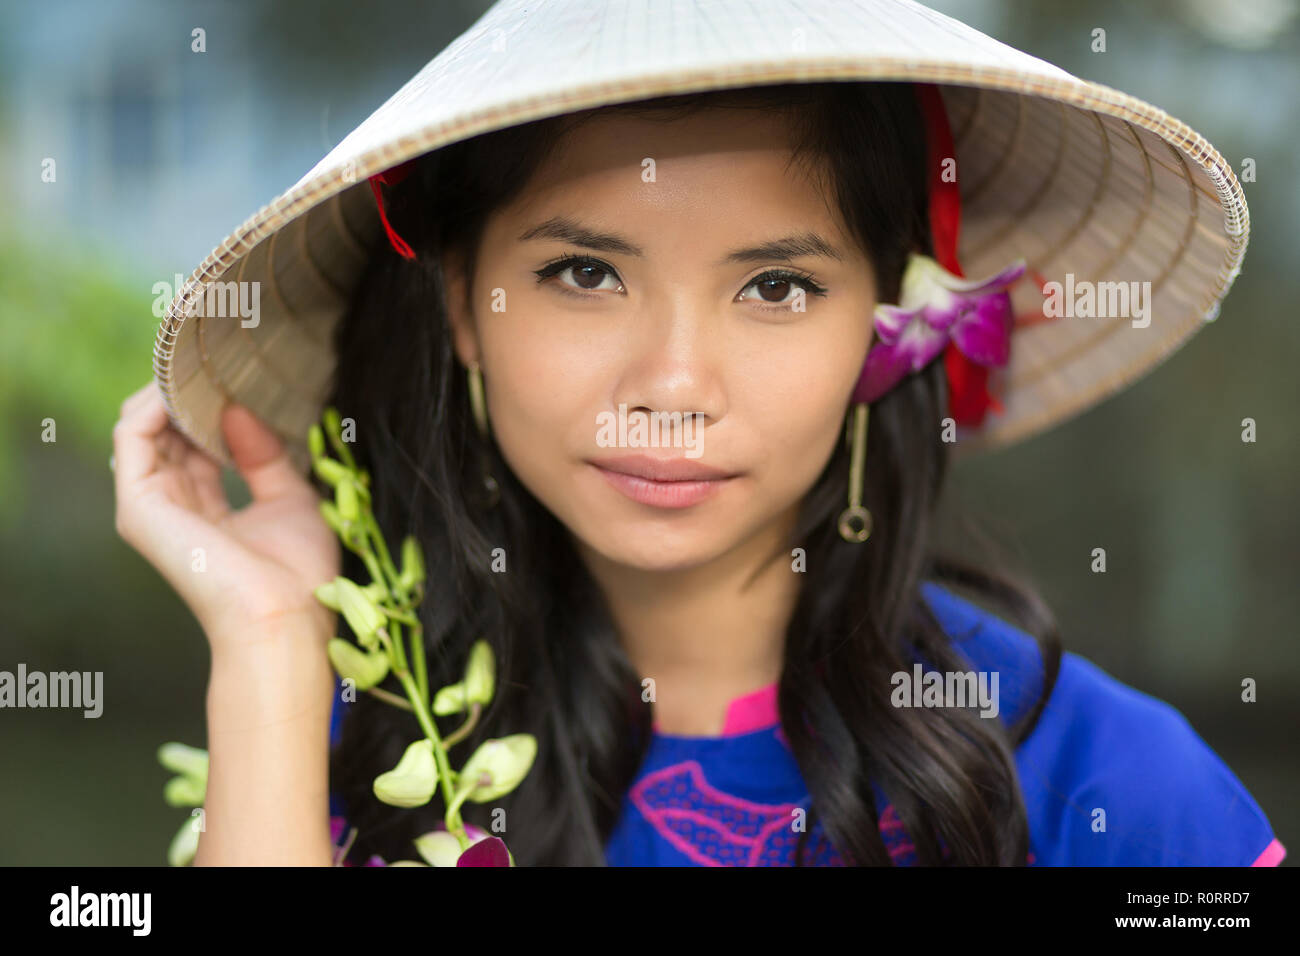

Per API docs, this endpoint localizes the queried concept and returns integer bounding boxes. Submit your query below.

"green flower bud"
[327,638,390,690]
[308,424,325,460]
[373,739,437,808]
[334,576,386,648]
[314,581,341,611]
[456,734,537,803]
[413,830,462,867]
[362,581,388,603]
[319,500,346,537]
[312,456,349,487]
[336,479,360,522]
[157,742,208,782]
[164,774,205,807]
[323,406,343,440]
[432,681,468,716]
[167,816,201,867]
[463,640,494,705]
[399,535,426,590]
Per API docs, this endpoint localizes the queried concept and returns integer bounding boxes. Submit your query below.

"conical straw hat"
[153,0,1247,476]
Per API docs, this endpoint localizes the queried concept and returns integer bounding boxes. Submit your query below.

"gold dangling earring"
[837,401,872,543]
[467,360,500,508]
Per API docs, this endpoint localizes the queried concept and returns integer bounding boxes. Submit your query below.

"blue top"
[328,580,1285,866]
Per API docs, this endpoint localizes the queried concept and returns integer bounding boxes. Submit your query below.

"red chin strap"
[913,81,1002,426]
[369,84,1001,426]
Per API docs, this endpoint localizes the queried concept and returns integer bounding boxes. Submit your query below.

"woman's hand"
[112,380,342,649]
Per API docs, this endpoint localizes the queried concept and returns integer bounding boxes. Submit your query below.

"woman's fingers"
[184,445,231,524]
[112,382,170,494]
[113,381,231,531]
[221,402,311,504]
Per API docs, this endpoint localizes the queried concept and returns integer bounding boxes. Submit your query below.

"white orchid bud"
[313,456,349,487]
[398,534,426,591]
[327,638,390,690]
[373,739,438,808]
[167,816,201,867]
[463,640,494,705]
[334,576,386,649]
[157,742,208,782]
[456,735,537,803]
[336,479,360,522]
[163,774,205,807]
[308,424,325,460]
[433,681,468,715]
[314,580,341,611]
[414,823,491,867]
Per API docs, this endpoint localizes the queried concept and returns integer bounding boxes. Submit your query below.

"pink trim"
[721,682,780,735]
[650,680,781,738]
[1251,838,1286,867]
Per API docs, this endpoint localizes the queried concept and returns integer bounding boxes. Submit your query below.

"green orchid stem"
[362,510,402,597]
[324,416,357,471]
[444,785,475,849]
[442,702,482,748]
[367,686,412,711]
[382,607,419,627]
[409,619,428,708]
[352,505,425,704]
[332,826,359,866]
[387,623,409,675]
[393,668,459,834]
[314,419,453,848]
[375,605,426,706]
[358,548,388,603]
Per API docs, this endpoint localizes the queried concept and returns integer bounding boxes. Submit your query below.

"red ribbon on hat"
[369,160,418,260]
[912,81,1003,427]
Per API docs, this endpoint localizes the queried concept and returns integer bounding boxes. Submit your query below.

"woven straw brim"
[153,0,1247,477]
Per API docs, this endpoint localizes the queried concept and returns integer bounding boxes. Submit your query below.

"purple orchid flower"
[456,835,512,867]
[852,254,1027,404]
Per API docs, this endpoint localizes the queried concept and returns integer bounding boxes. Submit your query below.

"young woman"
[117,0,1284,867]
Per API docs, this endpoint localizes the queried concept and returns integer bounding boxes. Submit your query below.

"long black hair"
[327,80,1062,866]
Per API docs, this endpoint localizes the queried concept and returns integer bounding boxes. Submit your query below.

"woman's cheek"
[485,353,590,497]
[754,388,844,498]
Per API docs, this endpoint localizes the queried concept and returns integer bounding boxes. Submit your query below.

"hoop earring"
[837,401,872,543]
[467,361,500,508]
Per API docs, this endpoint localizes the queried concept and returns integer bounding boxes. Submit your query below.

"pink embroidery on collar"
[720,682,780,735]
[651,681,781,738]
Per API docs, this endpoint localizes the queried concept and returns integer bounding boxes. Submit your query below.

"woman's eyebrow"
[517,216,644,256]
[720,232,843,265]
[517,218,843,266]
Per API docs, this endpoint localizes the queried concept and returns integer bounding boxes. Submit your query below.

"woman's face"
[443,106,877,572]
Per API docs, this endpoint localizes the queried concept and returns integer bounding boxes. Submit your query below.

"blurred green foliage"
[0,229,158,529]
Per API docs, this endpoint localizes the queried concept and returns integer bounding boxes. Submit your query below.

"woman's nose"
[611,295,727,424]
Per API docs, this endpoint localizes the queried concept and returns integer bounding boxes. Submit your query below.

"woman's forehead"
[495,108,848,244]
[541,105,813,177]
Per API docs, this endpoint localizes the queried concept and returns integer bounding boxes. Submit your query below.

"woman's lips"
[587,456,739,509]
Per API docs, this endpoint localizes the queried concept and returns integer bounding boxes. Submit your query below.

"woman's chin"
[570,522,733,573]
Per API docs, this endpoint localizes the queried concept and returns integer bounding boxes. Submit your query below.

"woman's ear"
[440,248,480,366]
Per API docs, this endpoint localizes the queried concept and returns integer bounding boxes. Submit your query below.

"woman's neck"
[573,506,801,736]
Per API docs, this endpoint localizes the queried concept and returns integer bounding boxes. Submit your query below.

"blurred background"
[0,0,1294,864]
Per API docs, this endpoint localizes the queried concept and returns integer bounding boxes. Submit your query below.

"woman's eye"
[737,272,827,307]
[534,256,624,294]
